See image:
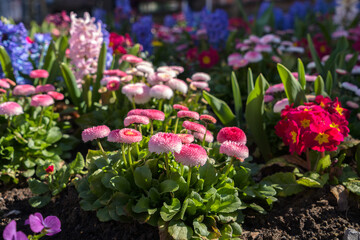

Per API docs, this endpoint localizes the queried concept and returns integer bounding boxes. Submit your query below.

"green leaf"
[262,172,304,197]
[245,74,271,160]
[253,3,274,35]
[28,179,49,195]
[297,58,306,90]
[314,75,327,97]
[42,41,56,84]
[247,68,254,93]
[129,44,140,55]
[97,206,112,222]
[199,162,217,188]
[325,71,333,97]
[160,179,179,194]
[202,91,236,126]
[249,203,266,214]
[307,34,324,74]
[356,145,360,175]
[208,194,242,213]
[160,198,181,221]
[168,220,193,240]
[134,165,152,190]
[45,127,62,144]
[92,42,107,106]
[60,63,82,108]
[29,195,51,208]
[297,172,328,188]
[110,176,131,193]
[193,220,210,237]
[231,72,242,124]
[277,64,306,105]
[69,152,85,174]
[0,46,15,80]
[343,180,360,195]
[132,196,150,213]
[316,154,331,173]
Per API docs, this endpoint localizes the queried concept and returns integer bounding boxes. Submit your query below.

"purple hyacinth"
[3,220,28,240]
[26,212,61,236]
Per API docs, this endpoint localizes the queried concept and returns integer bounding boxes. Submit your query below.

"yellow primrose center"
[335,104,343,115]
[330,122,340,131]
[315,132,329,145]
[152,41,163,47]
[290,131,297,143]
[320,45,327,53]
[202,56,211,64]
[300,119,310,128]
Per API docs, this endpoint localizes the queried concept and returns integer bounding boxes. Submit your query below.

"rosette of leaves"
[0,103,76,184]
[76,141,270,239]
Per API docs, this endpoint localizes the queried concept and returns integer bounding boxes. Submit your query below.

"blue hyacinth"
[115,0,132,20]
[289,1,311,20]
[0,21,32,84]
[185,6,209,29]
[203,9,229,49]
[164,15,177,28]
[132,16,153,54]
[29,33,52,68]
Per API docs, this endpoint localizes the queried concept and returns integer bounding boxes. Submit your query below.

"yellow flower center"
[152,41,163,47]
[291,131,297,143]
[300,119,310,128]
[335,104,343,115]
[314,133,329,145]
[125,131,136,136]
[202,56,211,64]
[330,122,340,131]
[320,45,327,53]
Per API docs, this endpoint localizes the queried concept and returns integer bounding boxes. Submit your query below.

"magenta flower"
[107,128,142,144]
[100,76,120,86]
[173,104,188,111]
[47,91,64,101]
[148,132,182,154]
[27,212,61,236]
[30,94,54,107]
[103,69,127,77]
[0,102,23,116]
[264,95,274,103]
[81,125,110,142]
[106,80,120,91]
[141,109,165,121]
[220,141,249,162]
[177,134,195,144]
[174,144,207,167]
[200,114,216,124]
[13,84,36,96]
[124,115,150,126]
[177,110,200,120]
[3,220,28,240]
[244,51,263,63]
[121,54,143,64]
[182,121,206,134]
[127,109,144,116]
[30,69,49,79]
[217,127,247,144]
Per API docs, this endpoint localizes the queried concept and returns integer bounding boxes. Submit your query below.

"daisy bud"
[177,110,199,120]
[81,125,110,142]
[191,72,210,82]
[47,91,64,101]
[173,104,188,111]
[30,69,49,79]
[200,114,216,124]
[0,79,10,89]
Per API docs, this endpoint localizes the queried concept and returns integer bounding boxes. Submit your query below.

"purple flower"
[3,220,28,240]
[26,213,61,236]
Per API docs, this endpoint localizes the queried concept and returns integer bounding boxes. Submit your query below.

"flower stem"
[97,139,108,160]
[128,144,134,172]
[174,118,179,134]
[306,148,311,171]
[224,157,234,178]
[202,124,208,146]
[131,97,136,109]
[37,106,45,127]
[7,116,11,128]
[187,167,192,192]
[121,144,128,168]
[47,107,54,129]
[158,99,163,111]
[150,120,154,136]
[136,142,140,156]
[164,153,170,177]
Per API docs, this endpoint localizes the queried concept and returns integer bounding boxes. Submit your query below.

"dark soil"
[1,184,359,240]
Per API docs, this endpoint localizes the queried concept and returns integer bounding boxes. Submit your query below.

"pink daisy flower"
[190,81,209,90]
[193,130,214,143]
[0,102,23,116]
[150,85,174,99]
[166,78,188,94]
[217,127,247,144]
[200,114,216,124]
[81,125,110,142]
[101,76,121,86]
[148,132,182,154]
[106,80,120,91]
[182,121,206,134]
[107,128,142,144]
[220,141,249,161]
[264,95,274,103]
[120,75,133,83]
[291,72,317,82]
[177,134,195,144]
[124,115,150,126]
[47,91,64,101]
[13,84,36,96]
[127,109,144,116]
[170,66,184,74]
[31,94,54,107]
[121,54,143,64]
[156,72,175,82]
[174,144,207,167]
[177,110,199,120]
[122,83,144,97]
[244,51,263,63]
[346,101,359,109]
[136,65,154,75]
[173,104,188,111]
[35,84,56,93]
[0,79,10,89]
[0,89,6,94]
[30,69,49,79]
[103,69,127,77]
[254,44,272,53]
[191,72,210,82]
[273,98,289,113]
[265,83,285,94]
[3,78,16,86]
[141,109,165,121]
[133,83,151,104]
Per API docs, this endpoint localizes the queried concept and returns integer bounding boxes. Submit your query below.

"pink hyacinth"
[13,84,36,96]
[82,125,110,142]
[122,83,144,97]
[174,144,207,167]
[106,80,120,91]
[124,115,150,126]
[47,91,64,100]
[200,114,216,124]
[193,130,214,143]
[264,95,274,103]
[35,84,55,93]
[217,127,247,144]
[173,104,188,111]
[107,128,142,144]
[30,69,49,79]
[166,78,188,94]
[177,134,195,144]
[191,72,210,82]
[265,83,285,94]
[182,121,206,134]
[0,102,23,116]
[244,51,263,63]
[141,109,165,121]
[220,141,249,161]
[121,54,143,64]
[31,94,54,107]
[148,132,182,154]
[177,110,199,120]
[103,69,127,77]
[273,98,289,113]
[150,85,174,99]
[0,79,10,89]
